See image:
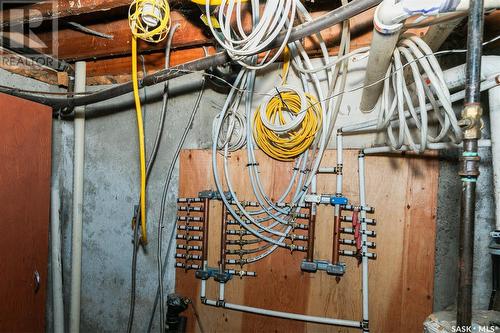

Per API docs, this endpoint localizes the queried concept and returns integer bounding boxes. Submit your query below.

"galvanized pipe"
[457,0,485,327]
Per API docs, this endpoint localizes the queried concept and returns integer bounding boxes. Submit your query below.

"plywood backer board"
[176,149,438,333]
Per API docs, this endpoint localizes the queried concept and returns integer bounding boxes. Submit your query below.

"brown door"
[0,93,52,333]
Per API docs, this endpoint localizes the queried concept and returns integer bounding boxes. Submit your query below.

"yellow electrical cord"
[129,0,171,244]
[253,91,322,162]
[253,47,321,162]
[129,0,171,43]
[190,0,247,5]
[281,46,291,84]
[131,37,148,244]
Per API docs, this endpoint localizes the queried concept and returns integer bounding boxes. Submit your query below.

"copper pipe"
[306,204,316,262]
[332,207,342,264]
[201,198,210,262]
[220,205,227,273]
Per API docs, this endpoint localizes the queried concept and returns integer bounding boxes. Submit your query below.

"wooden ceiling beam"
[0,50,60,85]
[34,7,377,62]
[0,0,135,28]
[34,11,210,61]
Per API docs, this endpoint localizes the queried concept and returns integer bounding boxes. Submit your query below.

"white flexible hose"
[205,0,297,69]
[376,35,462,152]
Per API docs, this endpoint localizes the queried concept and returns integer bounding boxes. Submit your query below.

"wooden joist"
[0,50,61,85]
[34,11,210,61]
[0,0,132,27]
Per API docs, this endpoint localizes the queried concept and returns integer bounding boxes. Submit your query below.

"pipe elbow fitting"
[374,0,405,34]
[375,0,466,35]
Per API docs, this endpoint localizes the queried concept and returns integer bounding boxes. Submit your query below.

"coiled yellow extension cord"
[129,0,171,244]
[253,91,322,162]
[253,47,322,162]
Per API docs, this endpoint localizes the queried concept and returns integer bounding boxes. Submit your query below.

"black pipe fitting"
[165,294,189,333]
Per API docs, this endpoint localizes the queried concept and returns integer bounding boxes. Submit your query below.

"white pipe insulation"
[360,0,500,113]
[489,84,500,231]
[70,61,86,333]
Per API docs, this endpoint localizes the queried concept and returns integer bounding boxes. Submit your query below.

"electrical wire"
[126,23,179,333]
[128,0,172,246]
[128,0,171,43]
[126,216,141,333]
[253,88,322,161]
[131,37,149,244]
[66,21,114,39]
[147,79,206,333]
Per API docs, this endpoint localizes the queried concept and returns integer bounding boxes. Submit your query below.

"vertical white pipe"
[489,84,500,231]
[201,260,208,299]
[358,152,369,331]
[311,175,317,195]
[51,183,64,333]
[336,131,343,195]
[219,282,225,302]
[70,61,86,333]
[334,132,343,218]
[359,28,400,113]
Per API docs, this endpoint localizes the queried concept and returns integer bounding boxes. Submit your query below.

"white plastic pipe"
[201,260,208,299]
[51,184,64,333]
[443,56,500,91]
[489,85,500,231]
[204,299,362,328]
[362,140,491,154]
[336,131,343,196]
[343,76,499,133]
[358,153,369,331]
[70,61,86,333]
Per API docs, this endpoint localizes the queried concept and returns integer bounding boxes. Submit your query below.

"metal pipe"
[457,0,485,326]
[201,198,210,263]
[200,198,210,300]
[70,61,86,333]
[306,204,316,262]
[220,205,227,273]
[457,146,478,326]
[84,76,205,118]
[2,0,383,108]
[465,4,486,104]
[332,213,342,264]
